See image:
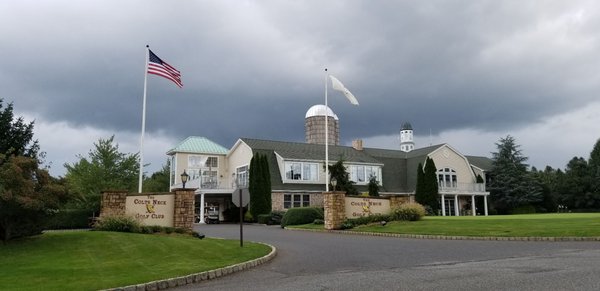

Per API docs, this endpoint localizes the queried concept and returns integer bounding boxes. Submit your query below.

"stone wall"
[323,191,346,230]
[100,189,195,231]
[100,191,128,218]
[173,189,195,230]
[271,192,325,212]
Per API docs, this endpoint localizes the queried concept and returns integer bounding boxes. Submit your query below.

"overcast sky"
[2,1,600,177]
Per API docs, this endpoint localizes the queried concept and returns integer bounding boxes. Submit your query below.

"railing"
[438,182,486,193]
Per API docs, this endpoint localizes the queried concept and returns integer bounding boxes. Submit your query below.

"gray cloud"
[2,1,600,173]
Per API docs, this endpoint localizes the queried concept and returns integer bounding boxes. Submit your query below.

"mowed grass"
[0,231,271,291]
[292,213,600,237]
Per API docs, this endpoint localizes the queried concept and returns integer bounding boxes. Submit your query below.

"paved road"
[176,224,600,290]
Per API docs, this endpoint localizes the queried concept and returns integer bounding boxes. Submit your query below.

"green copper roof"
[166,136,228,155]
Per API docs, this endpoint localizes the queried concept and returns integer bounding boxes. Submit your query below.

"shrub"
[391,203,426,221]
[341,214,391,229]
[45,209,92,230]
[281,207,324,227]
[164,227,175,234]
[269,211,285,225]
[510,205,536,214]
[174,227,187,234]
[94,215,141,233]
[257,214,271,224]
[244,210,254,222]
[313,219,324,225]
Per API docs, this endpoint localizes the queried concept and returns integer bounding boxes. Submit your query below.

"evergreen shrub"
[257,214,271,224]
[280,207,324,227]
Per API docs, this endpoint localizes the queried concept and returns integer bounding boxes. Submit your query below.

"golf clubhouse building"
[167,106,492,223]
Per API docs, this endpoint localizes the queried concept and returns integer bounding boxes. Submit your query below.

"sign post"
[232,187,249,247]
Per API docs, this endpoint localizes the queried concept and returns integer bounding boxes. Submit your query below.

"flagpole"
[138,45,150,193]
[325,68,329,192]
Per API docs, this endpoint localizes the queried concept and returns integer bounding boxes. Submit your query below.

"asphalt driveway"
[175,224,600,290]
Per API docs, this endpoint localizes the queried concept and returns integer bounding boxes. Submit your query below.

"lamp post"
[330,177,337,192]
[181,170,189,189]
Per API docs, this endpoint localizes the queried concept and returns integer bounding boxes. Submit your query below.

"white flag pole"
[325,68,329,192]
[138,45,150,193]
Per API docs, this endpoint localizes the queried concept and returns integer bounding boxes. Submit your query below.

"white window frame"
[284,161,319,182]
[438,168,457,188]
[349,165,382,185]
[283,194,310,209]
[236,165,249,188]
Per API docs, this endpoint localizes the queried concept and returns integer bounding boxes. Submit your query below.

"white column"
[199,193,206,224]
[441,194,446,216]
[484,195,489,216]
[471,195,476,216]
[454,195,459,216]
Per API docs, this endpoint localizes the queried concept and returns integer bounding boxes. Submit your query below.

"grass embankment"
[0,231,271,291]
[291,213,600,237]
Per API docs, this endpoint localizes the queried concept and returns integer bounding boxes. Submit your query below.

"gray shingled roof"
[465,155,494,171]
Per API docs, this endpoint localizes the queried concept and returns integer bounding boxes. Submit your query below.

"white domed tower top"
[305,104,339,120]
[305,104,340,145]
[400,122,414,152]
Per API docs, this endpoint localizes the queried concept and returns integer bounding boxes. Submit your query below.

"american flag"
[148,49,182,88]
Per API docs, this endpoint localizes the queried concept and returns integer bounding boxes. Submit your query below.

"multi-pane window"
[438,168,457,188]
[284,162,318,181]
[205,157,218,167]
[349,165,381,184]
[283,194,310,209]
[236,165,249,188]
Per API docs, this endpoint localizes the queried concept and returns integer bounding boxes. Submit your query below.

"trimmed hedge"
[281,207,324,227]
[94,215,141,233]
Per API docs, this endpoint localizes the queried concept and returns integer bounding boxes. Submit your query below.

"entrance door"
[444,198,455,216]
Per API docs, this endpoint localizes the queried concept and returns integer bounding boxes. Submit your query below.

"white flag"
[329,75,359,105]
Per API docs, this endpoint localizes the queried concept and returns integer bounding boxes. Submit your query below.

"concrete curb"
[286,227,600,242]
[103,242,277,291]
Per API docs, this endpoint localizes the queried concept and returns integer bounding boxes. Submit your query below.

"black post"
[239,188,243,247]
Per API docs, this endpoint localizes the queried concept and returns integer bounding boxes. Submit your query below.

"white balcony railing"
[438,182,487,193]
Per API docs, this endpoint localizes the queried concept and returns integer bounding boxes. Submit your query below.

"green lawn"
[291,213,600,237]
[0,231,271,291]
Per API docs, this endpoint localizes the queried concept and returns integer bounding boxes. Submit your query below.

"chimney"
[352,139,363,151]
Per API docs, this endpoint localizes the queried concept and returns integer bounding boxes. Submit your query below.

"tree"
[0,154,67,242]
[248,153,271,218]
[588,139,600,196]
[422,157,440,212]
[64,136,139,215]
[0,98,39,163]
[368,175,379,197]
[143,160,171,192]
[488,135,542,214]
[328,159,358,195]
[414,163,425,203]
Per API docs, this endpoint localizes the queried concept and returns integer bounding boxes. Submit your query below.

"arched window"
[437,168,457,188]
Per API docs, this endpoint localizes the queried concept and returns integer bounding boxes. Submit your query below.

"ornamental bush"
[341,213,392,229]
[391,203,426,221]
[94,215,141,233]
[280,207,324,227]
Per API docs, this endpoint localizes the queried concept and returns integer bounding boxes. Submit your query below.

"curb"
[103,242,277,291]
[285,227,600,242]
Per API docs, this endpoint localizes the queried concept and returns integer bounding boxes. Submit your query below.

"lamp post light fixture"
[181,170,189,189]
[330,177,337,191]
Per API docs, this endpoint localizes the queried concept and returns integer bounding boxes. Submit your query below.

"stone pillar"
[173,188,195,231]
[323,191,346,230]
[100,191,128,218]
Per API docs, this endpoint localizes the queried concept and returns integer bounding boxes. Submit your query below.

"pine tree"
[260,154,272,213]
[488,135,542,214]
[328,159,358,195]
[248,153,271,218]
[588,139,600,196]
[415,163,425,204]
[423,157,440,212]
[0,99,39,163]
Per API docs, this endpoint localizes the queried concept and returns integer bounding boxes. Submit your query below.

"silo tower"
[305,104,339,145]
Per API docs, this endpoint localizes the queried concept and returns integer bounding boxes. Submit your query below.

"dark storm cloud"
[2,1,600,151]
